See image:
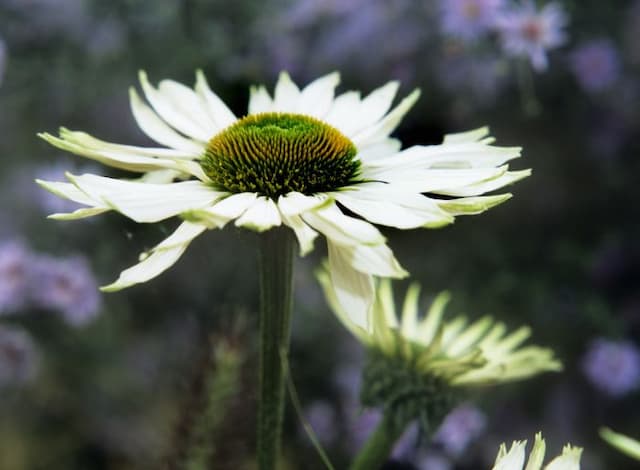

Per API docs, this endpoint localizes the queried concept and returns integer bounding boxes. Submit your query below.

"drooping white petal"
[129,88,203,153]
[38,131,204,178]
[298,72,340,118]
[272,71,301,112]
[36,179,101,207]
[48,207,111,220]
[195,70,237,130]
[400,283,421,339]
[525,434,546,470]
[235,196,282,232]
[351,89,421,146]
[346,243,408,278]
[281,213,318,256]
[67,174,223,223]
[138,71,210,141]
[248,85,273,114]
[333,191,452,229]
[366,142,521,170]
[277,192,329,217]
[437,194,513,215]
[433,170,531,197]
[544,446,582,470]
[301,202,385,246]
[443,126,494,144]
[327,242,374,331]
[205,192,258,219]
[101,221,206,292]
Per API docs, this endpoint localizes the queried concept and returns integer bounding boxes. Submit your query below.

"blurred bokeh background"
[1,1,639,469]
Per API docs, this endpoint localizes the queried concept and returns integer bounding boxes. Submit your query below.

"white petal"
[235,196,282,232]
[158,78,218,133]
[101,221,206,292]
[432,169,531,197]
[195,70,237,129]
[36,179,100,207]
[67,174,223,223]
[344,243,408,278]
[323,90,362,132]
[139,71,210,141]
[544,447,582,470]
[356,138,401,162]
[443,126,492,144]
[525,434,546,470]
[272,71,301,112]
[129,88,203,153]
[206,192,258,219]
[49,207,111,220]
[333,191,451,229]
[328,242,374,331]
[281,213,318,256]
[277,192,329,217]
[351,89,420,146]
[351,81,399,133]
[492,441,527,470]
[301,202,385,246]
[437,194,513,215]
[248,85,273,114]
[38,131,202,177]
[298,72,340,118]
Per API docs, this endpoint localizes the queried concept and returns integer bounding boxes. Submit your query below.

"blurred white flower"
[492,433,582,470]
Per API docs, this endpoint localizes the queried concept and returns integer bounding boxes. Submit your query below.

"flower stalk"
[257,227,296,469]
[349,412,407,470]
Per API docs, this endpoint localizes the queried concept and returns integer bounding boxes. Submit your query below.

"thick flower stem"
[349,413,407,470]
[257,228,296,470]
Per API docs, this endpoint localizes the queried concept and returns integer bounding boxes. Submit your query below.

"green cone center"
[201,112,360,198]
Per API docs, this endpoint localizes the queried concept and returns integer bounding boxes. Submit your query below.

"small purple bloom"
[496,1,568,71]
[582,339,640,397]
[415,452,452,470]
[0,239,32,314]
[302,400,338,445]
[32,254,101,326]
[570,39,621,93]
[346,407,383,454]
[433,404,487,457]
[440,0,505,41]
[0,325,39,386]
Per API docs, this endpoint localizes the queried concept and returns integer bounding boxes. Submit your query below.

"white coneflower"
[38,71,528,316]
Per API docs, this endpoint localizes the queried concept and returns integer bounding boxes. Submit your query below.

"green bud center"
[201,113,360,198]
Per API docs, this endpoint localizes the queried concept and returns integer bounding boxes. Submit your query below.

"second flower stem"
[349,413,406,470]
[257,228,296,470]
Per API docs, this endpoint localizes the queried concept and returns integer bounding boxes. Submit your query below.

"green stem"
[257,228,296,470]
[349,413,406,470]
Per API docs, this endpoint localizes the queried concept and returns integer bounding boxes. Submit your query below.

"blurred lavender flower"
[334,362,363,402]
[433,403,487,457]
[32,254,101,327]
[302,400,338,445]
[0,325,39,386]
[582,339,640,397]
[496,1,568,71]
[85,18,126,59]
[439,0,505,41]
[284,0,368,27]
[0,239,32,314]
[570,39,621,93]
[415,452,452,470]
[347,407,383,454]
[0,37,6,86]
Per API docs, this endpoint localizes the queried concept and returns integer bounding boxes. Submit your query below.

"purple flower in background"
[582,339,640,397]
[32,254,101,326]
[433,404,487,457]
[440,0,505,40]
[302,400,338,445]
[0,240,32,314]
[437,53,509,104]
[496,1,568,71]
[416,452,452,470]
[570,39,620,93]
[0,325,39,386]
[346,407,383,454]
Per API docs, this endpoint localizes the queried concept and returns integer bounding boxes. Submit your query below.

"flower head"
[440,0,505,41]
[582,338,640,397]
[496,1,568,71]
[38,71,528,311]
[569,39,620,93]
[492,433,582,470]
[318,271,561,428]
